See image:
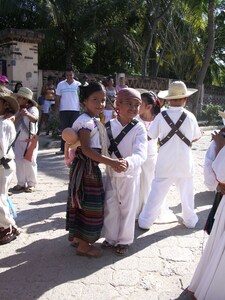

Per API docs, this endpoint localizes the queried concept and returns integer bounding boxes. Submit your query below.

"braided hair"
[141,91,161,116]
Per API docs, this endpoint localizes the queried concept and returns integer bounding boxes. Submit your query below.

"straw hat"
[158,81,198,100]
[17,87,38,107]
[0,86,19,113]
[218,110,225,119]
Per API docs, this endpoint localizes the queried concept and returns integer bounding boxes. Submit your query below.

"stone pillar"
[0,29,44,99]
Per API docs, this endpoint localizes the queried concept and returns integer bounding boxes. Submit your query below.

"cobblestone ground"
[0,129,216,300]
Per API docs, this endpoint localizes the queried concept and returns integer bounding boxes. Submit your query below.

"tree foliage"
[0,0,224,88]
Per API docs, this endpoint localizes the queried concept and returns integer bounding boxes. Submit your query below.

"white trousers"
[136,154,157,218]
[103,175,140,245]
[0,166,16,228]
[138,177,198,228]
[14,140,38,187]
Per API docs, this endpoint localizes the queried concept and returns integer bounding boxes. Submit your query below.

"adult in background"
[13,82,23,93]
[55,69,81,155]
[40,76,55,135]
[115,77,128,93]
[13,87,39,193]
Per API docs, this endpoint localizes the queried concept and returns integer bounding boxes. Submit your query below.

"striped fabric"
[66,147,105,243]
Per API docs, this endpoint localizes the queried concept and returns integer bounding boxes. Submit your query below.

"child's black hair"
[141,91,161,116]
[79,82,106,104]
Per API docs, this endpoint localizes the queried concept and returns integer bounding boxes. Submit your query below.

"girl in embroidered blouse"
[66,82,127,258]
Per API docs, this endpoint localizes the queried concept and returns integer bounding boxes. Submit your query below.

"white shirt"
[16,106,39,141]
[0,116,16,163]
[107,118,147,177]
[56,79,81,111]
[72,113,102,149]
[136,115,158,156]
[148,106,202,178]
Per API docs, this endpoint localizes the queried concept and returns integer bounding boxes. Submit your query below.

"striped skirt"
[66,148,105,243]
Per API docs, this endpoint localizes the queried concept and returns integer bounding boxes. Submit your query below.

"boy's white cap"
[158,81,198,100]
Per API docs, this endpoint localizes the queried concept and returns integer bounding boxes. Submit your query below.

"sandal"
[0,228,17,245]
[76,245,103,258]
[25,186,35,193]
[12,185,24,191]
[101,240,114,249]
[114,244,129,256]
[70,238,79,248]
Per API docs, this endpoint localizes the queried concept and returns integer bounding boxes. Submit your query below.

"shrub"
[199,103,224,125]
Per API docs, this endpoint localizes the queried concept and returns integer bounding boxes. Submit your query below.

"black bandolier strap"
[105,119,138,158]
[0,130,21,169]
[159,111,192,147]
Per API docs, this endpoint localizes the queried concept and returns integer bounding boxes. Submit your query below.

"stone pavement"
[0,129,216,300]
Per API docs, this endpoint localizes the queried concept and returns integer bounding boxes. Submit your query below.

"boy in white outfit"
[0,86,20,245]
[13,87,39,193]
[138,81,202,229]
[102,88,147,255]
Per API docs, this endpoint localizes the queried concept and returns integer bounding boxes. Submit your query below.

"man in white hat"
[138,81,202,229]
[13,87,39,193]
[0,86,20,245]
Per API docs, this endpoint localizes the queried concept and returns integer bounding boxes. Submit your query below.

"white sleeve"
[212,146,225,185]
[124,124,148,174]
[204,141,218,191]
[72,116,94,133]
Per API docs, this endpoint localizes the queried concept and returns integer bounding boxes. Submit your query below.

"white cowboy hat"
[16,87,38,107]
[158,81,198,100]
[218,110,225,119]
[0,86,19,113]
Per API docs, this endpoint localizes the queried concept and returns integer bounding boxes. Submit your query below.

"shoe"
[25,186,35,193]
[101,240,114,249]
[155,209,177,224]
[183,221,197,229]
[0,227,17,245]
[55,150,64,155]
[12,226,20,236]
[114,244,129,256]
[12,185,24,191]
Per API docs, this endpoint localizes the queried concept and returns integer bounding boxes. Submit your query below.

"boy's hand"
[110,159,128,173]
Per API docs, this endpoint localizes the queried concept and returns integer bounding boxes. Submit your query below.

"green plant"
[200,103,224,125]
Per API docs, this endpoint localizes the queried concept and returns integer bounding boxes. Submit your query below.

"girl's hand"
[20,108,29,116]
[212,131,225,152]
[217,183,225,195]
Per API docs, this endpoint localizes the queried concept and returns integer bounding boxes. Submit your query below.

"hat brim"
[0,95,19,113]
[218,111,225,119]
[14,92,38,107]
[158,88,198,100]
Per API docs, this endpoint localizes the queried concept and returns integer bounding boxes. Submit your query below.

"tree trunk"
[192,0,215,115]
[141,21,156,77]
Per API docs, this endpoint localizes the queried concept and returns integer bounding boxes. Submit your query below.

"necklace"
[143,120,151,131]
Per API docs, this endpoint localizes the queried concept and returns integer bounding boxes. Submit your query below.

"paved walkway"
[0,130,215,300]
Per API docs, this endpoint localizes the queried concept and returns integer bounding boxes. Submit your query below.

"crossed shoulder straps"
[105,119,138,158]
[159,111,192,147]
